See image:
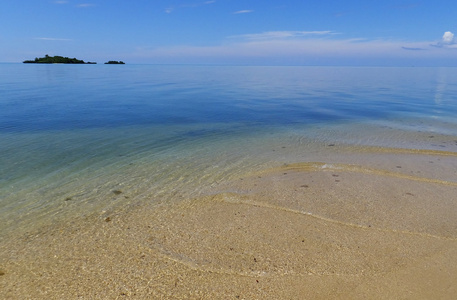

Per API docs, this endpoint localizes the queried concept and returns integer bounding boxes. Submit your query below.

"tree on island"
[23,54,96,64]
[105,60,125,64]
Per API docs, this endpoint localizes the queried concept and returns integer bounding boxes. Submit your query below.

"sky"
[1,0,457,66]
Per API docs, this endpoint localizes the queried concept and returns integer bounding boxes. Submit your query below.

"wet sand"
[1,147,457,299]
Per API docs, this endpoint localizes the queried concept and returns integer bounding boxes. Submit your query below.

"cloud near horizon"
[137,38,421,60]
[230,31,335,41]
[442,31,454,44]
[132,30,457,65]
[401,47,425,51]
[430,31,457,49]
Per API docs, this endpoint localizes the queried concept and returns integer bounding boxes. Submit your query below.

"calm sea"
[1,64,457,237]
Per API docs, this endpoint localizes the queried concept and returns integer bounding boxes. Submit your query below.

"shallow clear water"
[1,64,457,237]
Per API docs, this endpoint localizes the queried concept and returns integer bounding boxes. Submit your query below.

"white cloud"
[234,10,253,14]
[165,1,215,13]
[34,37,72,41]
[431,31,456,48]
[231,31,335,41]
[77,3,95,8]
[442,31,454,44]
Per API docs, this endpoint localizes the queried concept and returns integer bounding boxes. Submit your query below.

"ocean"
[1,64,457,239]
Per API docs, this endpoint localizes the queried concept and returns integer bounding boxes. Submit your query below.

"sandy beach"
[1,146,457,299]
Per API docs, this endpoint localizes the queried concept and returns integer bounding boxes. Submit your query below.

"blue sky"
[1,0,457,65]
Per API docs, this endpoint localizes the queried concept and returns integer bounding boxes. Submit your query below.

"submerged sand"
[1,147,457,299]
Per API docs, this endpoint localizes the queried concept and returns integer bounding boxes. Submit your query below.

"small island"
[23,55,96,64]
[104,61,125,64]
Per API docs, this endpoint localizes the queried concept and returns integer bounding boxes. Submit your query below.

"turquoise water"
[1,64,457,237]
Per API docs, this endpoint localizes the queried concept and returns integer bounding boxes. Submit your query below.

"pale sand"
[1,149,457,299]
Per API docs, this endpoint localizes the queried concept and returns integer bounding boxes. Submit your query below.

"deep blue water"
[1,64,457,236]
[2,64,457,133]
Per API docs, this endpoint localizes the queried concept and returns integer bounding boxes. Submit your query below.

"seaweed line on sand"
[218,193,457,242]
[358,146,457,157]
[260,162,457,186]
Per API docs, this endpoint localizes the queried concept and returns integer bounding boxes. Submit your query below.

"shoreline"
[1,146,457,299]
